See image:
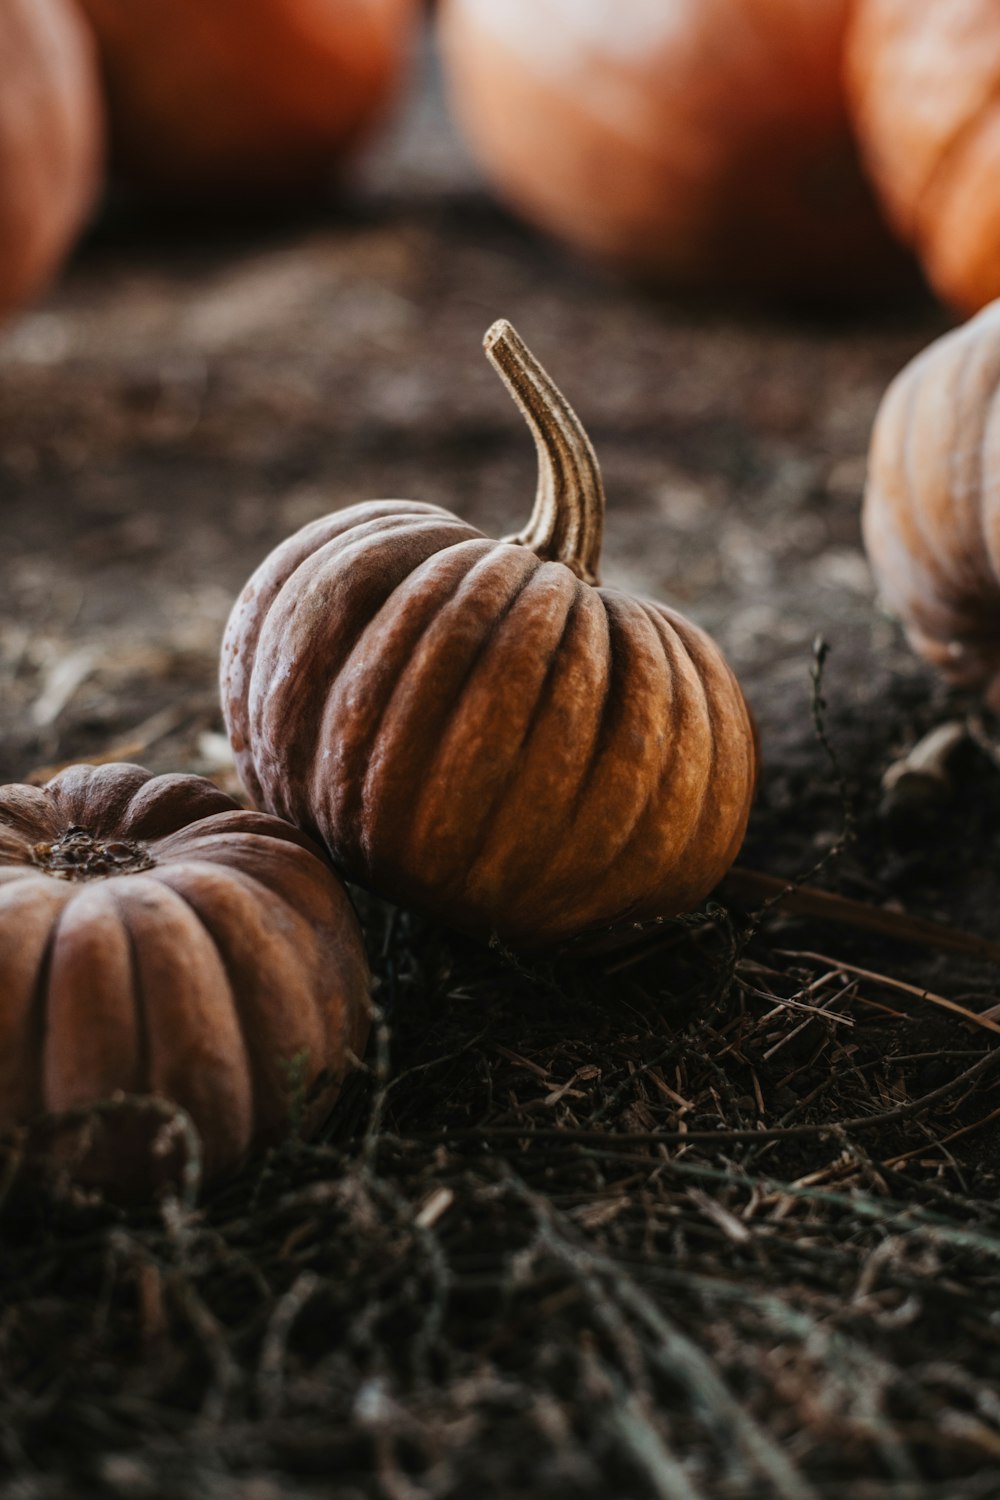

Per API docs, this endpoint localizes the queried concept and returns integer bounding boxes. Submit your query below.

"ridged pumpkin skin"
[439,0,898,296]
[76,0,417,193]
[0,0,103,321]
[222,325,757,950]
[0,763,371,1196]
[848,0,1000,314]
[863,303,1000,698]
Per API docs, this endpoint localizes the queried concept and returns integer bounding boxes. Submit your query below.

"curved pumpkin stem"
[484,319,605,586]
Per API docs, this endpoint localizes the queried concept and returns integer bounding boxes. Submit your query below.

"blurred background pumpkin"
[847,0,1000,315]
[72,0,420,196]
[0,0,104,321]
[437,0,907,300]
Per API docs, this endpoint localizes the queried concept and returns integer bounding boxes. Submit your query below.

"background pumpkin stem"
[484,319,605,585]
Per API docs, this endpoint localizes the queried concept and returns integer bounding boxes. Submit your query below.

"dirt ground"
[3,42,1000,1500]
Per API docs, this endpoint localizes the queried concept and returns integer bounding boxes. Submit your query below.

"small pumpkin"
[0,763,371,1196]
[437,0,899,297]
[75,0,418,195]
[0,0,104,322]
[863,301,1000,701]
[847,0,1000,314]
[221,321,758,951]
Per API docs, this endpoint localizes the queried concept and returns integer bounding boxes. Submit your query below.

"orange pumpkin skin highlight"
[863,303,1000,698]
[439,0,897,296]
[0,0,103,321]
[221,325,757,951]
[76,0,417,193]
[848,0,1000,314]
[0,764,371,1196]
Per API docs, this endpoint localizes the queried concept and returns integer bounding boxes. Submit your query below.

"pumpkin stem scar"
[30,826,156,881]
[484,318,605,586]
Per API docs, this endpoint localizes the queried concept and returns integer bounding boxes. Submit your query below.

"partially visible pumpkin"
[847,0,1000,314]
[76,0,418,194]
[0,0,103,322]
[863,302,1000,701]
[438,0,900,297]
[221,321,758,951]
[0,763,371,1197]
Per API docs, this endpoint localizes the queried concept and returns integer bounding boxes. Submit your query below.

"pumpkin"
[0,762,371,1197]
[75,0,418,194]
[862,301,1000,703]
[0,0,103,322]
[221,321,758,951]
[437,0,900,297]
[847,0,1000,314]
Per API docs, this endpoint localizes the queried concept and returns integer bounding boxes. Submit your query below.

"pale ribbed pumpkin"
[221,322,758,950]
[0,0,103,322]
[76,0,417,194]
[438,0,899,297]
[0,763,371,1196]
[848,0,1000,314]
[863,302,1000,701]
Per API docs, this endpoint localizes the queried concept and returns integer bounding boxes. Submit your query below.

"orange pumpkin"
[438,0,899,296]
[76,0,418,194]
[863,302,1000,701]
[0,763,371,1196]
[848,0,1000,314]
[0,0,103,322]
[221,322,758,951]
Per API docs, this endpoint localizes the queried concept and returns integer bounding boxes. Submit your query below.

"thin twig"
[775,952,1000,1040]
[721,867,1000,967]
